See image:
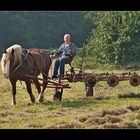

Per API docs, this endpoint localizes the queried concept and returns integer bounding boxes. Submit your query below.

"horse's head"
[1,44,23,79]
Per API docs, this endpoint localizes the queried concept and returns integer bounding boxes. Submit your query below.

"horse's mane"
[6,44,24,66]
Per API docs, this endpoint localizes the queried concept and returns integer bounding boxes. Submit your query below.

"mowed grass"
[1,66,140,128]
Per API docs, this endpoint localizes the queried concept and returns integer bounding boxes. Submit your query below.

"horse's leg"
[38,74,48,102]
[33,79,41,95]
[10,79,17,105]
[25,81,35,103]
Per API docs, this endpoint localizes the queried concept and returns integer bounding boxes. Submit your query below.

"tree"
[85,11,140,68]
[0,11,94,56]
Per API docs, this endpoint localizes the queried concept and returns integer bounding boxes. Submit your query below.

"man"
[52,34,76,78]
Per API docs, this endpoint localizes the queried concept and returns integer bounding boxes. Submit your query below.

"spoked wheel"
[130,74,140,86]
[53,88,63,101]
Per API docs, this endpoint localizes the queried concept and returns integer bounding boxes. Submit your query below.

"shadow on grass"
[19,97,108,109]
[118,92,140,99]
[61,97,107,108]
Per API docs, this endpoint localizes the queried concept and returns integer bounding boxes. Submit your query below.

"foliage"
[85,11,140,68]
[1,11,140,70]
[0,11,93,55]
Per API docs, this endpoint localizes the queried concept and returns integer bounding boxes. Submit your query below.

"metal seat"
[65,60,72,67]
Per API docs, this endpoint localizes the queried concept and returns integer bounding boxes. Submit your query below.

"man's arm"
[55,43,64,57]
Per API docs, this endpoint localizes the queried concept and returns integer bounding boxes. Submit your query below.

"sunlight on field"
[1,65,140,128]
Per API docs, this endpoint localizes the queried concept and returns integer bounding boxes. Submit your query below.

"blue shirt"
[58,42,76,58]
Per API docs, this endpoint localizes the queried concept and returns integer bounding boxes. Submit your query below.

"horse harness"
[10,49,31,75]
[10,48,52,77]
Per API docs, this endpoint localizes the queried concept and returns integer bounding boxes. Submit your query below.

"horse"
[1,44,52,105]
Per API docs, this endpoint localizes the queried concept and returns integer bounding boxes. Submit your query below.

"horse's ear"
[3,48,7,53]
[12,48,14,55]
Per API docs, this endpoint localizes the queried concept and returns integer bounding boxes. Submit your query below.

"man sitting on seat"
[52,34,76,79]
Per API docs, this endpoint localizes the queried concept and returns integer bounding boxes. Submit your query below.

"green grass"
[1,66,140,128]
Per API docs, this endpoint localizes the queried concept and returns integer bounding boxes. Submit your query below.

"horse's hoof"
[11,102,16,105]
[38,96,44,103]
[31,96,36,103]
[38,93,44,103]
[38,98,43,103]
[32,100,35,103]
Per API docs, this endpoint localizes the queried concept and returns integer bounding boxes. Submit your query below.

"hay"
[101,108,129,117]
[126,105,140,112]
[120,121,139,128]
[78,115,89,122]
[118,92,140,98]
[48,121,82,128]
[103,123,120,128]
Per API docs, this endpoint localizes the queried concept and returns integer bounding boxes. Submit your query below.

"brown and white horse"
[1,44,52,105]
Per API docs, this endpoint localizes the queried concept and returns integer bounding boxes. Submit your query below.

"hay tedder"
[34,44,139,101]
[25,44,140,101]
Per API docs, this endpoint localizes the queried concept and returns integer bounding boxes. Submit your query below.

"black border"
[1,129,140,138]
[0,0,140,138]
[0,0,140,11]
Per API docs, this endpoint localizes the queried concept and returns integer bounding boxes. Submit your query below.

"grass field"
[1,66,140,129]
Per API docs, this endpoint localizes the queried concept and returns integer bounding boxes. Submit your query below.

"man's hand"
[65,48,70,53]
[65,48,73,56]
